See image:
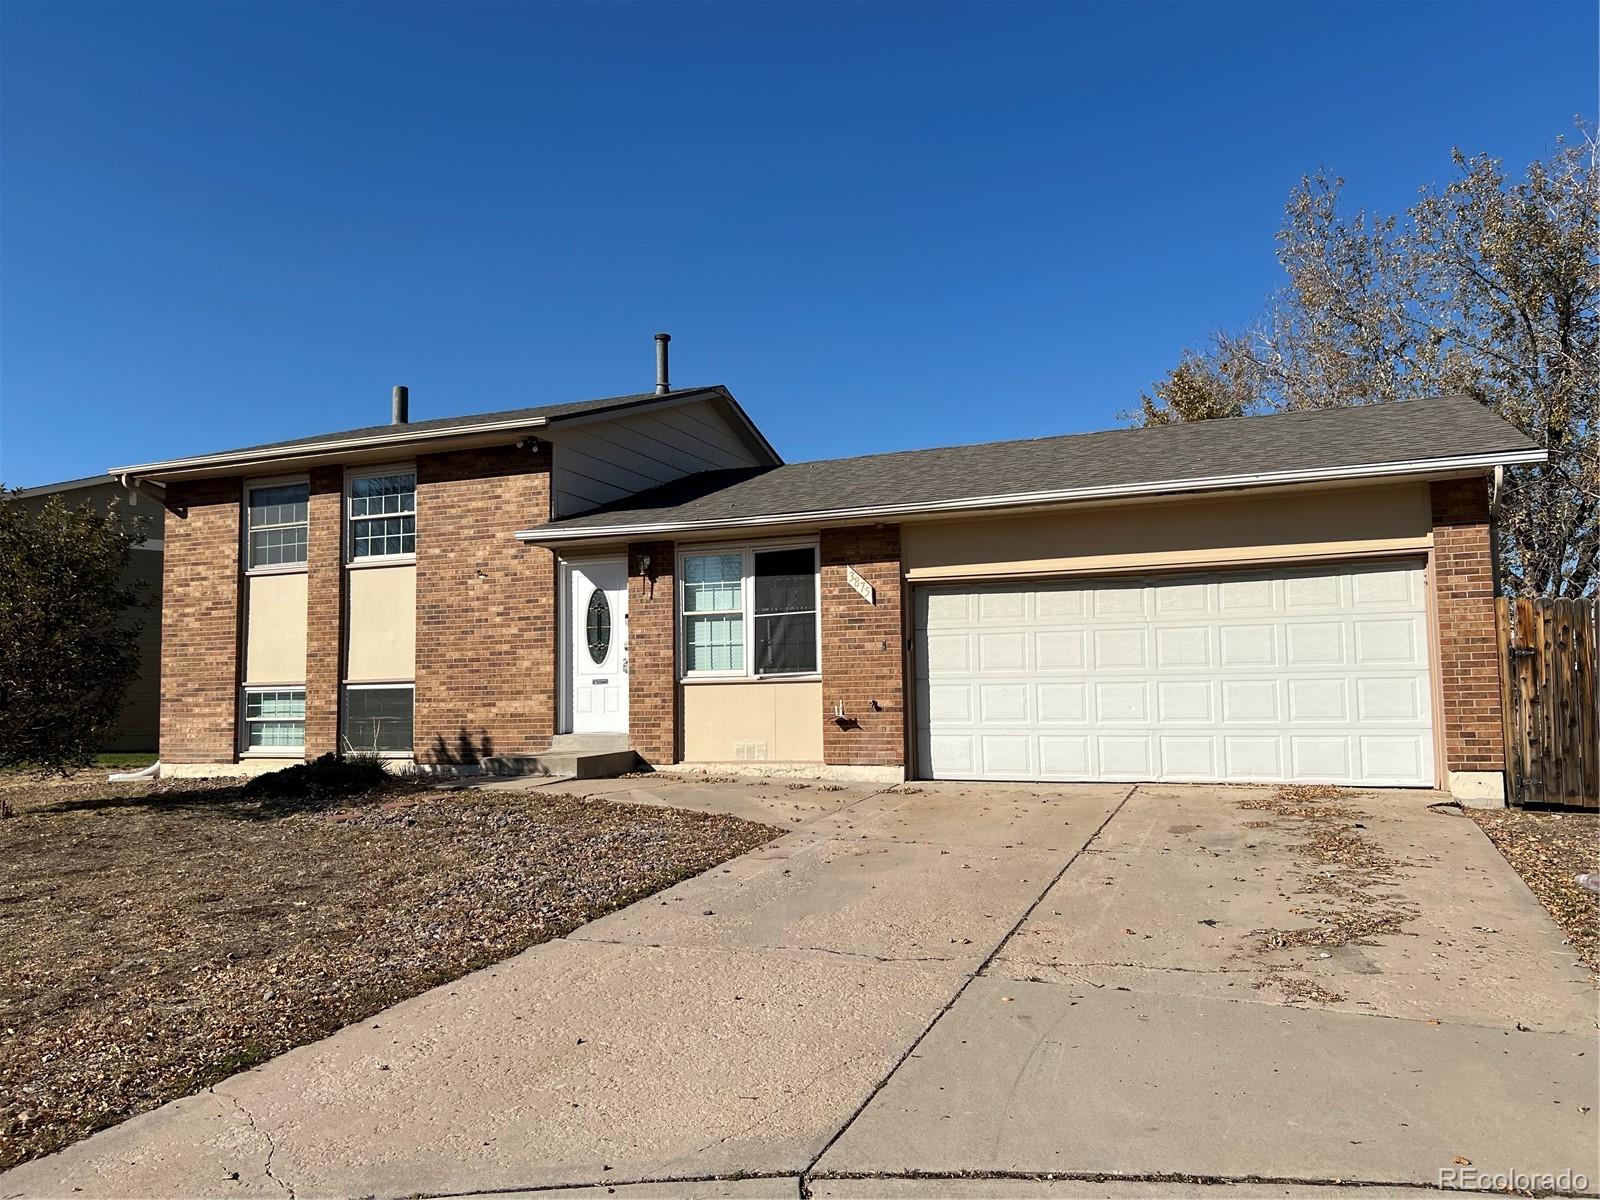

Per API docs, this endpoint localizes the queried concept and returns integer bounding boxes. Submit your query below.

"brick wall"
[159,479,242,763]
[303,466,344,756]
[1430,477,1505,773]
[414,444,556,765]
[821,525,904,766]
[627,541,678,765]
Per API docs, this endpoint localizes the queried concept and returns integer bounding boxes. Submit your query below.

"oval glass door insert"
[585,588,612,665]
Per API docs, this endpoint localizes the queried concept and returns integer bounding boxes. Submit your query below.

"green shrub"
[242,753,392,805]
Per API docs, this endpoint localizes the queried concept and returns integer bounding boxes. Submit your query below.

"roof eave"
[514,448,1547,546]
[110,413,557,484]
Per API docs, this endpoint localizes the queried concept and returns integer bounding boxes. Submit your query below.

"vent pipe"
[654,332,671,395]
[392,385,409,425]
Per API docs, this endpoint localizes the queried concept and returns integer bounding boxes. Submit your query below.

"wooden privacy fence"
[1497,597,1599,809]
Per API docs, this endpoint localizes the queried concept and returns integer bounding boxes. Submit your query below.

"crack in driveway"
[214,1086,293,1199]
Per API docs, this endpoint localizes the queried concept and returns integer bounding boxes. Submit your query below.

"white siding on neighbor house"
[549,398,765,517]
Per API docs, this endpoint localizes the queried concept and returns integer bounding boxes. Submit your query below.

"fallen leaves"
[0,773,775,1169]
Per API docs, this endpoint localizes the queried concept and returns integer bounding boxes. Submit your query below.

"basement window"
[341,684,414,755]
[242,687,305,751]
[245,480,309,570]
[678,543,820,679]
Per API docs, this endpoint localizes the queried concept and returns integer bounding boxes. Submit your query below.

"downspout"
[109,761,161,782]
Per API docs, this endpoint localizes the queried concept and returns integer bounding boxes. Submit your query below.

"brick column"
[414,444,556,766]
[1430,477,1505,787]
[303,466,345,758]
[627,541,678,765]
[159,479,242,764]
[821,524,904,767]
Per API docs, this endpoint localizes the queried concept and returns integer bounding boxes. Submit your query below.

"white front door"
[567,559,629,734]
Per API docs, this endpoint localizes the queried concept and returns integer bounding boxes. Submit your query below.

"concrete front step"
[480,747,640,780]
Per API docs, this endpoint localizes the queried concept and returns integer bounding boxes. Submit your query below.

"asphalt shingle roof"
[524,394,1540,538]
[170,386,726,462]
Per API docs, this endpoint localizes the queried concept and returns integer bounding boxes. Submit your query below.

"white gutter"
[515,448,1548,544]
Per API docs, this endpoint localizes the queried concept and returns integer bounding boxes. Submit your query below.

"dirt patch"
[1236,784,1418,1003]
[1468,807,1600,974]
[0,770,775,1169]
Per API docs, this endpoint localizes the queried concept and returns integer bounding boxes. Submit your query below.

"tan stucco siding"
[243,572,307,683]
[901,483,1432,580]
[346,564,416,681]
[682,680,823,762]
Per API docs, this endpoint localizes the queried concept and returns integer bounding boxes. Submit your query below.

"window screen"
[753,548,818,674]
[341,686,414,754]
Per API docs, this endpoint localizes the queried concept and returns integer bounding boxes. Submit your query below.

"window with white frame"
[341,684,414,754]
[347,470,416,560]
[242,687,305,751]
[680,545,819,677]
[246,481,309,569]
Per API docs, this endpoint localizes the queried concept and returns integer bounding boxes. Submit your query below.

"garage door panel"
[915,561,1434,787]
[1037,683,1088,722]
[1093,627,1148,669]
[1156,625,1212,668]
[1036,630,1087,670]
[1038,735,1091,776]
[1220,624,1279,667]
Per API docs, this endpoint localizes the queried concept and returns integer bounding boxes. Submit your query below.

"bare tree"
[1137,128,1598,596]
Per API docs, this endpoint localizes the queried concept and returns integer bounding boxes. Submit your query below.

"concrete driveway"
[3,778,1595,1199]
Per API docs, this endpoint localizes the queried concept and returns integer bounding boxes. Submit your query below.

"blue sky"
[1,1,1593,487]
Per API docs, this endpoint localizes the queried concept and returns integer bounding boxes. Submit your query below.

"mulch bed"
[1468,807,1600,975]
[0,771,775,1169]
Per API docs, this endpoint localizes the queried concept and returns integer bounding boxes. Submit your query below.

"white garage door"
[914,560,1435,786]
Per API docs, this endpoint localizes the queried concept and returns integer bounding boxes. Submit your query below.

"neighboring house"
[12,475,164,753]
[110,341,1544,802]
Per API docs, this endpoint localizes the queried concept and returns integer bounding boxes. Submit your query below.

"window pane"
[248,484,309,529]
[684,613,744,672]
[683,553,742,612]
[350,474,416,517]
[342,687,414,753]
[250,526,308,567]
[754,612,817,674]
[351,515,416,558]
[754,548,816,615]
[248,720,305,749]
[245,690,305,720]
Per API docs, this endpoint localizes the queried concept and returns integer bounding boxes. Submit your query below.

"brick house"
[111,348,1543,803]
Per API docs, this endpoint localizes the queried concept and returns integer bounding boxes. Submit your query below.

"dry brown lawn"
[0,771,774,1169]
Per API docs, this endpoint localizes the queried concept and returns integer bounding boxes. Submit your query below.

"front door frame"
[558,555,629,735]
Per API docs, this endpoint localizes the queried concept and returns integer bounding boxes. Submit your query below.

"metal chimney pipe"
[392,386,409,425]
[654,332,671,395]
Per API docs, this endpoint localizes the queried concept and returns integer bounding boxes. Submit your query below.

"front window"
[243,688,305,751]
[348,471,416,560]
[682,552,744,672]
[753,548,818,674]
[246,481,309,569]
[341,685,414,754]
[680,545,819,678]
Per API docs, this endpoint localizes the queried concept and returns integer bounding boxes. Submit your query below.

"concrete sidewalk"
[2,779,1595,1200]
